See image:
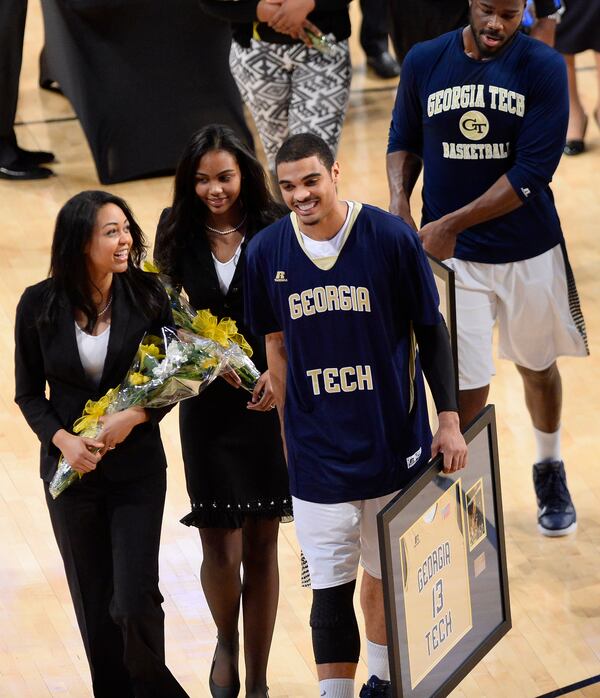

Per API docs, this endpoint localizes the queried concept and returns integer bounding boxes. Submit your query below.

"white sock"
[367,639,390,681]
[533,426,561,463]
[318,679,354,698]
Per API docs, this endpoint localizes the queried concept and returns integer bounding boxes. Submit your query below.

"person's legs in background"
[562,53,589,154]
[358,0,399,78]
[388,0,468,66]
[229,39,292,185]
[288,41,352,159]
[0,0,55,178]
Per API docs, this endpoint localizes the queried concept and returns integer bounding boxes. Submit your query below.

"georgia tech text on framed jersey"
[400,480,473,689]
[378,406,511,698]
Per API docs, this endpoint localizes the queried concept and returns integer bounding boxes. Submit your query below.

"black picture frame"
[377,405,511,697]
[426,255,459,428]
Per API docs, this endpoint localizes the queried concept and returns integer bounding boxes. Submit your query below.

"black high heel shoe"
[564,114,588,156]
[209,644,240,698]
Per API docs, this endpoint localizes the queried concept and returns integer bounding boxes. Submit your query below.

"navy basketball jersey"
[245,203,442,504]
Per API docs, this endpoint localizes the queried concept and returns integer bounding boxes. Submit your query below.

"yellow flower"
[129,372,151,386]
[201,357,219,370]
[139,343,164,361]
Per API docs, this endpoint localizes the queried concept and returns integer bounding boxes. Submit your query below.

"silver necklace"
[205,213,247,236]
[97,295,113,317]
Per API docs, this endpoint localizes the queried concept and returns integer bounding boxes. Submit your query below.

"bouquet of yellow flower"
[191,309,261,392]
[145,262,261,392]
[48,326,225,498]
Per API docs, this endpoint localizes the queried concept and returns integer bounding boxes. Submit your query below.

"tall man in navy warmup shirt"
[245,133,466,698]
[387,0,588,537]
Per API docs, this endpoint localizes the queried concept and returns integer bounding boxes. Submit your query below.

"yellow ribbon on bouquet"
[73,387,120,435]
[192,309,253,357]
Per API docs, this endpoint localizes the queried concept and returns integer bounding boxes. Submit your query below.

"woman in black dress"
[155,125,291,698]
[15,191,189,697]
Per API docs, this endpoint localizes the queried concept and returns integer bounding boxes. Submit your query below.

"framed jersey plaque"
[425,255,459,431]
[378,405,511,697]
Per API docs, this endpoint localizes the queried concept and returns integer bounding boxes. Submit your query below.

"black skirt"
[179,377,292,529]
[555,0,600,54]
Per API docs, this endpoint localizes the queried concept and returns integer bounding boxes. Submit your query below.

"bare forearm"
[386,151,423,221]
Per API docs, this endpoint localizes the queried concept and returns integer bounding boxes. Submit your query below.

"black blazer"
[14,274,173,483]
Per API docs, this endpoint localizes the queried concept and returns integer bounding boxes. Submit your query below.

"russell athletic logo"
[459,110,489,141]
[274,271,287,282]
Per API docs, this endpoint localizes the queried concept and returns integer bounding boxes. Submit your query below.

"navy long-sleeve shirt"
[388,29,568,264]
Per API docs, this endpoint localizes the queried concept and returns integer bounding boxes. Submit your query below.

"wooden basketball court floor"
[2,5,600,697]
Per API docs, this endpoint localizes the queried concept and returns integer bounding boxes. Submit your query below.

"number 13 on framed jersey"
[399,480,472,689]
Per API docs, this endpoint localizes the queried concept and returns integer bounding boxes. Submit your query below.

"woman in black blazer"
[14,191,189,698]
[155,125,291,698]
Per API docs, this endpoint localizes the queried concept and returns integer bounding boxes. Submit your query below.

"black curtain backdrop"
[40,0,252,183]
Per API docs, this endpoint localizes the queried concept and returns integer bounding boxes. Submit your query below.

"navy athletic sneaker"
[359,675,392,697]
[533,460,577,536]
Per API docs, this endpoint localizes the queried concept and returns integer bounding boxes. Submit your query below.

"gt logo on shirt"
[306,365,373,395]
[459,111,489,141]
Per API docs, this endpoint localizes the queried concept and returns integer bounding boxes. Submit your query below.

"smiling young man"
[387,0,588,537]
[244,133,466,698]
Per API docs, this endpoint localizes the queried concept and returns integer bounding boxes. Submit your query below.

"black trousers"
[389,0,469,62]
[45,470,189,698]
[0,0,27,164]
[359,0,391,57]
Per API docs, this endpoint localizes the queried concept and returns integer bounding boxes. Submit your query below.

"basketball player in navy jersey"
[387,0,588,537]
[245,133,466,698]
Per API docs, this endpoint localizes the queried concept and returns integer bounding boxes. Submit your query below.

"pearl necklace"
[205,213,247,236]
[97,295,113,316]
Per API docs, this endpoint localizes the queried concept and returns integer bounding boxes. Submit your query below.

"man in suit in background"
[1,0,55,179]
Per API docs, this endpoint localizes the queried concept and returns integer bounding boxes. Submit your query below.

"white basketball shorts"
[445,243,588,390]
[293,491,399,590]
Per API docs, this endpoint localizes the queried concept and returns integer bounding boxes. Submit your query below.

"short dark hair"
[275,133,335,171]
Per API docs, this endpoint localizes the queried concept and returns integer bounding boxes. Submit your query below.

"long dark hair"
[155,124,284,281]
[41,190,164,331]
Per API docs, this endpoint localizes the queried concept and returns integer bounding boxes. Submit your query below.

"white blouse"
[212,239,244,295]
[75,322,110,387]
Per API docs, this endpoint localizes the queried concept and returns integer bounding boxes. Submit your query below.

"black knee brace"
[310,580,360,664]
